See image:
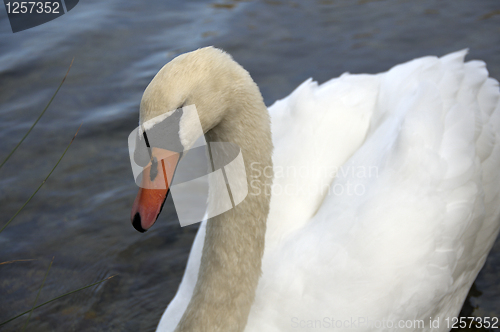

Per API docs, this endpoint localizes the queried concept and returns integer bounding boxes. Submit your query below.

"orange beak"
[131,148,179,232]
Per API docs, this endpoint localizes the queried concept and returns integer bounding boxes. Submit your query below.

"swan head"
[131,46,253,232]
[139,46,249,134]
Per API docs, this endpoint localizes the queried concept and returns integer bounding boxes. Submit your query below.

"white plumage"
[157,50,500,332]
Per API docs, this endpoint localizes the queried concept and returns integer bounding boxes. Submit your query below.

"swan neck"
[175,81,273,332]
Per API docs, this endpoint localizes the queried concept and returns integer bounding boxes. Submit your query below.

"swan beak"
[131,148,180,233]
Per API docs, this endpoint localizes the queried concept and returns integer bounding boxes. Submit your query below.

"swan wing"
[265,73,381,248]
[246,50,500,331]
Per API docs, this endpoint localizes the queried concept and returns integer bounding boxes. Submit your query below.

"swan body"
[131,47,500,332]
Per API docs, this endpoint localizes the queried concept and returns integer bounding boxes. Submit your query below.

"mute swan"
[130,47,500,332]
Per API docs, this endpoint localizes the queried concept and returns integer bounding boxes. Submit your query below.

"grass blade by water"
[0,123,82,234]
[0,274,116,327]
[21,257,54,331]
[0,57,74,170]
[0,259,35,266]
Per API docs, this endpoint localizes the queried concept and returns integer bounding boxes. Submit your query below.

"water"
[1,0,499,330]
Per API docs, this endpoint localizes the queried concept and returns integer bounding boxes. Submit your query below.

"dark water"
[1,0,499,331]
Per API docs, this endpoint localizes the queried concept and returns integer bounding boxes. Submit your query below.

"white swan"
[130,47,500,332]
